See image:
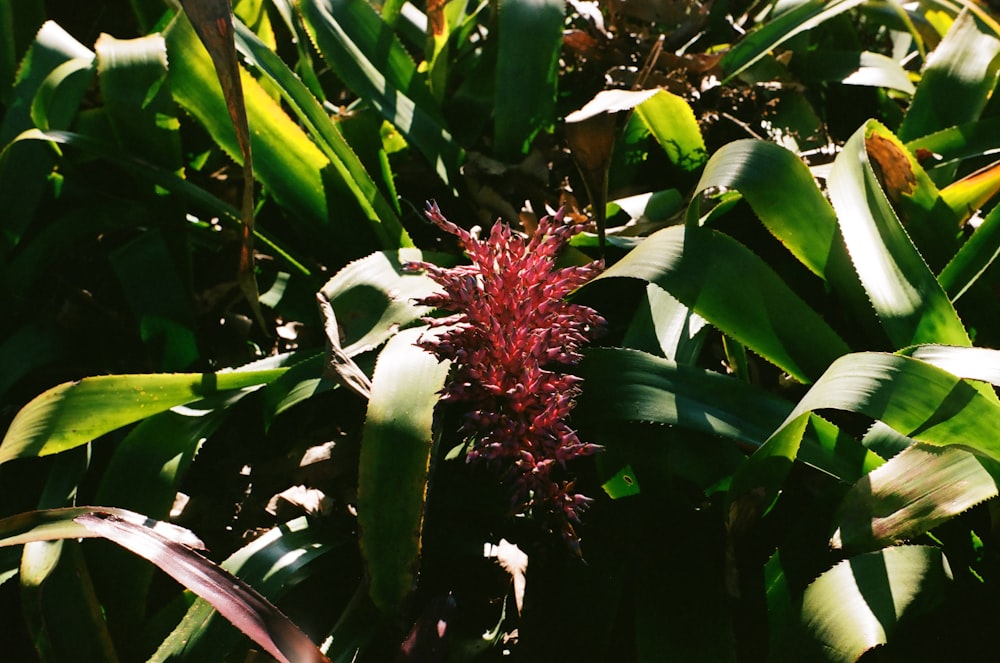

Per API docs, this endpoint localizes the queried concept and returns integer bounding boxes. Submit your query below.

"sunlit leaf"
[358,326,450,614]
[898,8,1000,142]
[827,121,969,348]
[232,18,412,250]
[591,224,851,383]
[832,443,1000,553]
[299,0,462,186]
[799,546,952,662]
[730,352,1000,524]
[0,367,287,463]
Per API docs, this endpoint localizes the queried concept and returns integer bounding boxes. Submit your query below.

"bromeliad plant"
[4,0,1000,662]
[406,202,606,551]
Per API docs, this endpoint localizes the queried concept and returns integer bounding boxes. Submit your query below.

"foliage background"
[2,0,1000,661]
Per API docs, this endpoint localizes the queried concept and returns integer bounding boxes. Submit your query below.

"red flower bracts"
[406,203,606,550]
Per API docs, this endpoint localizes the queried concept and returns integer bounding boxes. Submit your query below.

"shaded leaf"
[150,516,342,662]
[494,0,563,160]
[720,0,866,81]
[73,512,329,663]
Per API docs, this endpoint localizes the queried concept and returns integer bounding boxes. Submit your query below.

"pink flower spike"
[412,203,606,550]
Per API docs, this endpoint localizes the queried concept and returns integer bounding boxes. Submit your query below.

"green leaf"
[0,21,93,256]
[792,50,915,94]
[938,202,1000,301]
[299,0,462,186]
[600,464,640,499]
[493,0,563,160]
[827,120,970,348]
[798,546,952,662]
[3,128,311,276]
[576,348,879,486]
[357,326,450,614]
[905,116,1000,175]
[620,283,707,362]
[591,224,851,383]
[632,89,707,172]
[0,367,287,464]
[95,32,182,171]
[19,448,120,663]
[690,140,840,281]
[832,443,1000,553]
[109,229,199,371]
[231,18,411,250]
[164,11,356,258]
[318,248,443,356]
[719,0,867,81]
[939,160,1000,225]
[88,386,263,638]
[730,352,1000,522]
[149,516,342,662]
[898,8,1000,142]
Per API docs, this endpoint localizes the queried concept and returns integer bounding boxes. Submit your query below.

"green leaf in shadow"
[719,0,866,81]
[149,516,341,662]
[493,0,563,160]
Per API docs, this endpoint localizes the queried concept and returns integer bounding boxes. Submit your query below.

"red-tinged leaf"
[0,506,205,550]
[73,512,330,663]
[178,0,263,328]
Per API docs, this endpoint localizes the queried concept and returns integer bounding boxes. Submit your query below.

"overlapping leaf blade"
[0,367,287,463]
[591,224,851,383]
[299,0,462,186]
[357,326,450,614]
[827,121,970,348]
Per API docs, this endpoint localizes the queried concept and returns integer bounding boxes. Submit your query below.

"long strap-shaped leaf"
[730,351,1000,528]
[796,545,952,662]
[0,508,329,663]
[357,326,450,614]
[576,348,881,484]
[592,224,851,383]
[150,516,340,662]
[898,8,1000,143]
[231,18,411,250]
[828,120,970,349]
[719,0,866,81]
[299,0,462,187]
[829,344,1000,552]
[0,367,288,463]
